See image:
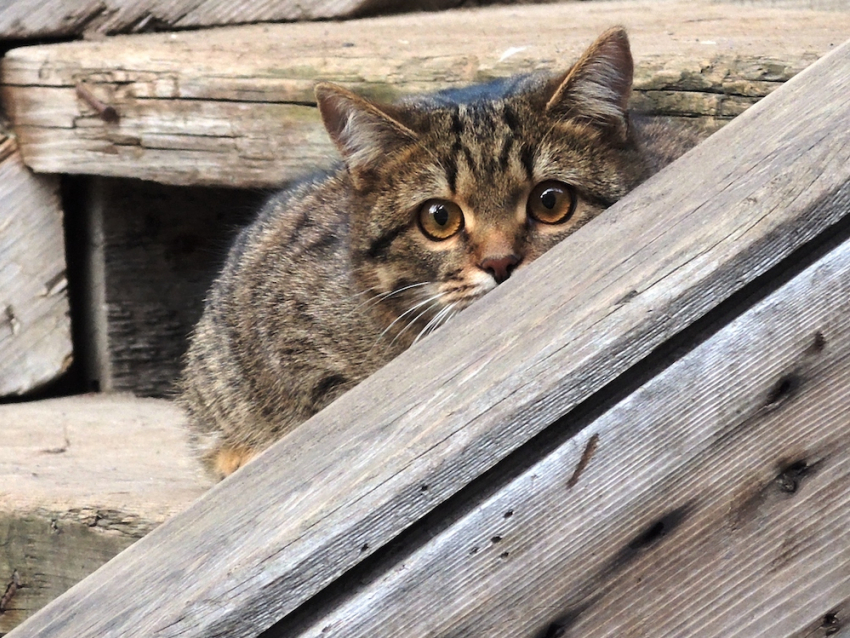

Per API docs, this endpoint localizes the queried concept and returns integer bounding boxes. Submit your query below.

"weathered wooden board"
[7,34,850,638]
[0,130,71,397]
[279,220,850,638]
[722,0,849,8]
[0,0,458,40]
[0,394,212,635]
[1,0,842,187]
[78,177,263,396]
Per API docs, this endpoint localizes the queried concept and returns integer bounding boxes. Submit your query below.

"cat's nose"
[480,254,520,284]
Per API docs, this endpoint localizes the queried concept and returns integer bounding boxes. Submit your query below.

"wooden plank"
[0,394,213,635]
[0,130,71,396]
[82,177,263,396]
[0,0,457,39]
[279,219,850,638]
[1,0,842,187]
[720,0,849,8]
[7,32,850,638]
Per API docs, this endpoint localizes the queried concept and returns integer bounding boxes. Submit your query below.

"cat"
[180,27,699,478]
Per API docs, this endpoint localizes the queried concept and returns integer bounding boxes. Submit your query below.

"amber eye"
[527,180,577,225]
[418,200,464,241]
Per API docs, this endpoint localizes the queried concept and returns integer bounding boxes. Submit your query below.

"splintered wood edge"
[0,139,71,396]
[7,30,850,638]
[0,0,844,186]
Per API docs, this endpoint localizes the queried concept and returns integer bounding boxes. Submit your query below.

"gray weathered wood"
[284,219,850,638]
[80,177,262,396]
[1,0,839,187]
[7,32,850,638]
[0,0,458,39]
[719,0,849,8]
[0,394,213,635]
[0,131,70,396]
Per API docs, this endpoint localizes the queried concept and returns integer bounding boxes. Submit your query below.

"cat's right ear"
[315,83,418,185]
[544,27,633,141]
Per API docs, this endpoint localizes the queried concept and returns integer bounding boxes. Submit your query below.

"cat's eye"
[418,200,464,241]
[527,180,577,225]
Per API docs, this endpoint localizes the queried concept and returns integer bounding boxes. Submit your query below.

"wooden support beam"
[0,394,212,634]
[0,130,71,396]
[0,0,457,39]
[7,32,850,638]
[1,1,843,187]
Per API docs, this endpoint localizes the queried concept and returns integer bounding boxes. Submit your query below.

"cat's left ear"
[545,27,633,141]
[315,83,419,185]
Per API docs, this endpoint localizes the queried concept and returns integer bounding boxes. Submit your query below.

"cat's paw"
[212,445,257,479]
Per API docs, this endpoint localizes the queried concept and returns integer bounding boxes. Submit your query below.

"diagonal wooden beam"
[8,34,850,638]
[278,199,850,638]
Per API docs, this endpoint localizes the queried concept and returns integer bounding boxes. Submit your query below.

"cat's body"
[181,28,699,478]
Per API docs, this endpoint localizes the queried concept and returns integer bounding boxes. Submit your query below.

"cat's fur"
[180,27,698,478]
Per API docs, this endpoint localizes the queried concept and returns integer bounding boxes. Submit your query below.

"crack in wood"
[0,571,20,614]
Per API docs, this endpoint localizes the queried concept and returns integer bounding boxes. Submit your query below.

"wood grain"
[0,132,70,396]
[282,217,850,638]
[1,0,843,186]
[0,394,213,635]
[0,0,457,39]
[7,31,850,638]
[83,177,263,396]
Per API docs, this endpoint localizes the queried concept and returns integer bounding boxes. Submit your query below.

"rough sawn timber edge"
[8,36,850,638]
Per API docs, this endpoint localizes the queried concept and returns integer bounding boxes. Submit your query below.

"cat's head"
[315,27,647,341]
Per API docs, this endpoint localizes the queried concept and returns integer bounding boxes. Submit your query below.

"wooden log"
[0,0,458,39]
[280,223,850,638]
[1,0,841,187]
[0,394,212,635]
[0,129,71,396]
[6,33,850,638]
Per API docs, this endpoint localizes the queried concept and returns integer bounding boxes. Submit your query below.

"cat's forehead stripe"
[367,221,408,259]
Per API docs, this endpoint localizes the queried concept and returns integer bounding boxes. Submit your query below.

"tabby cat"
[181,27,697,478]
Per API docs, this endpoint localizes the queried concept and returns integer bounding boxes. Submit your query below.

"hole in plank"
[822,611,841,635]
[627,507,689,551]
[810,331,827,353]
[765,373,801,407]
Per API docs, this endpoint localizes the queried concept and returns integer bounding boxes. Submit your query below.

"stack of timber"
[0,394,213,635]
[3,0,848,397]
[0,128,70,397]
[6,33,850,638]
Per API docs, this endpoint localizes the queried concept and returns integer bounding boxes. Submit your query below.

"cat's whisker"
[369,291,446,354]
[436,306,460,334]
[431,303,458,335]
[354,281,432,313]
[414,302,455,345]
[391,297,446,348]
